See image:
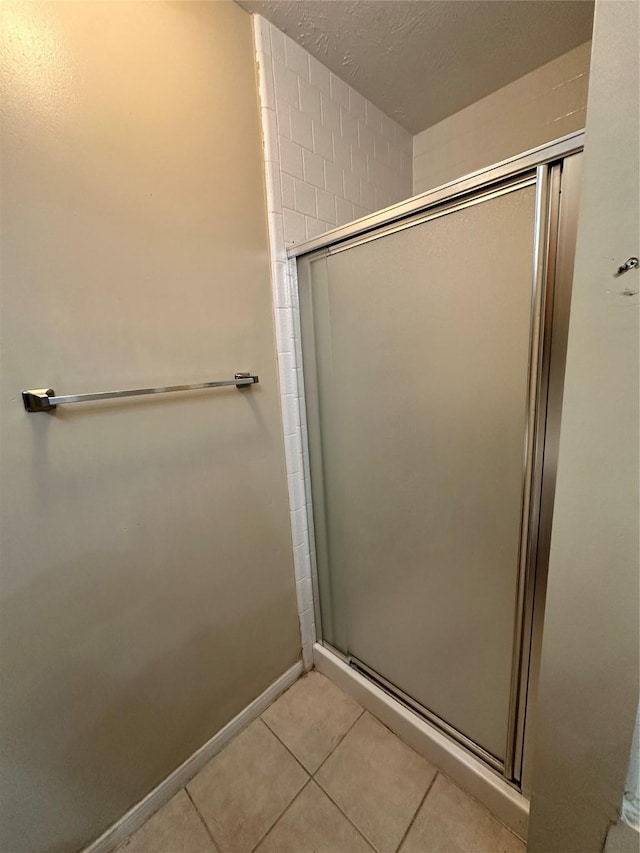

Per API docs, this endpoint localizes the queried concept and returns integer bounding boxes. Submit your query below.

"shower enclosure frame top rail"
[290,130,585,794]
[287,130,584,260]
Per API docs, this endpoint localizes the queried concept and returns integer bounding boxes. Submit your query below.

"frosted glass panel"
[299,184,537,761]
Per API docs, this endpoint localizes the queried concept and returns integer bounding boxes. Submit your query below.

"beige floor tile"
[255,780,375,853]
[118,790,218,853]
[262,671,363,772]
[315,712,437,853]
[399,774,526,853]
[187,719,308,853]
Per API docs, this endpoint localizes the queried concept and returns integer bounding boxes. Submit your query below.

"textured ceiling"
[237,0,594,133]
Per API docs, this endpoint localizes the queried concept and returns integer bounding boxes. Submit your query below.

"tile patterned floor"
[117,672,526,853]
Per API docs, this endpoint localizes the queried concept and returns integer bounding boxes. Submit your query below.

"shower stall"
[291,133,584,792]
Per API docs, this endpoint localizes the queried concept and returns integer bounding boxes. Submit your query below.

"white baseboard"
[83,660,304,853]
[313,643,529,842]
[604,822,640,853]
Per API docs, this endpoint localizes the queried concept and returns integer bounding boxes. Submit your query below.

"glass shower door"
[298,178,539,767]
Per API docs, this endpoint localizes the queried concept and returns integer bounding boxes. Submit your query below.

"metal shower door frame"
[290,131,585,791]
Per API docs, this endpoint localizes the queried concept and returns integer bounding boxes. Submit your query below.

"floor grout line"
[184,786,222,851]
[115,671,525,853]
[395,771,440,853]
[247,777,313,853]
[259,684,365,779]
[255,709,376,853]
[311,706,365,777]
[311,711,441,853]
[259,716,315,777]
[259,684,373,850]
[309,774,379,852]
[260,688,435,853]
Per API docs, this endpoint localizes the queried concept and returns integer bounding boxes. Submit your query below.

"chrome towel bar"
[22,373,259,412]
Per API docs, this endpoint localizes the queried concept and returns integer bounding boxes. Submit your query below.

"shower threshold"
[349,655,505,776]
[314,642,530,843]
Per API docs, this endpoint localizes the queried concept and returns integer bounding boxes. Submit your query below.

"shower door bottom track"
[348,654,510,782]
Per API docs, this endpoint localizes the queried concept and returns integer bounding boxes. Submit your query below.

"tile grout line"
[308,772,378,853]
[259,686,364,780]
[261,694,444,853]
[394,771,440,853]
[184,786,223,852]
[311,706,366,777]
[313,711,443,853]
[254,712,375,853]
[260,695,374,849]
[242,718,315,849]
[118,667,524,852]
[247,777,313,853]
[177,676,360,853]
[309,709,379,852]
[259,715,316,778]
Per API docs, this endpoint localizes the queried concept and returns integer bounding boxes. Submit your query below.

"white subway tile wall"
[253,15,412,664]
[413,41,591,195]
[257,17,412,248]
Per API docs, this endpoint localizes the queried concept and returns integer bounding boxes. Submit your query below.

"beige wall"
[413,42,591,195]
[0,3,300,851]
[528,2,639,851]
